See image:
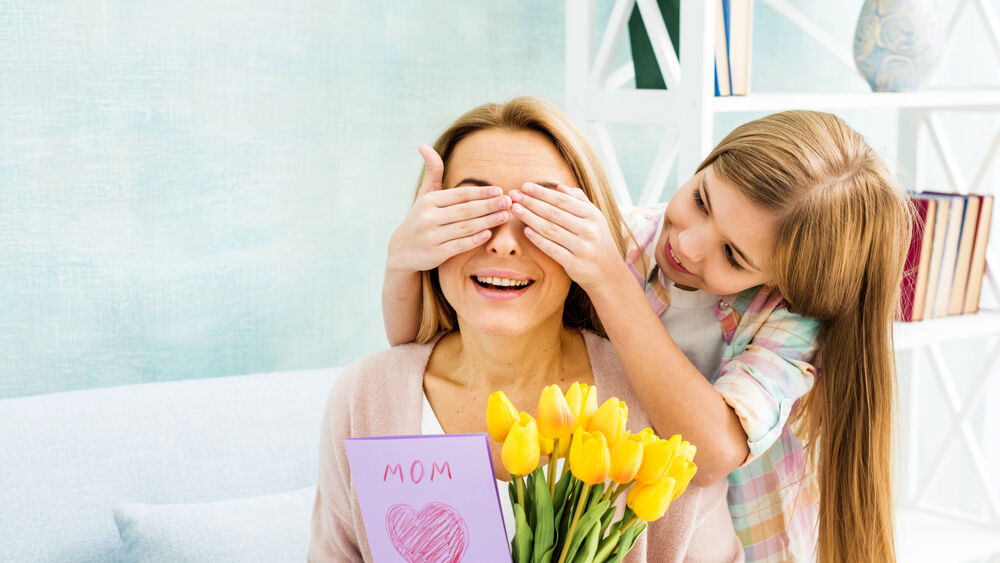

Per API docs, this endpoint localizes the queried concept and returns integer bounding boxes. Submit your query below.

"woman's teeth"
[474,276,532,289]
[670,247,682,266]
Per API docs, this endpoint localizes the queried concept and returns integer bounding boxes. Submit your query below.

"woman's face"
[655,165,777,295]
[437,128,576,338]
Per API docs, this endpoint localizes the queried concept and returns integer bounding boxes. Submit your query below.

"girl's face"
[655,165,777,296]
[437,128,576,337]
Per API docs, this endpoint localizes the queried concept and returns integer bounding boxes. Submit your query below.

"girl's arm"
[382,146,511,345]
[509,184,748,485]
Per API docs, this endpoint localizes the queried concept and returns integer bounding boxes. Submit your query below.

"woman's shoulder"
[326,341,434,421]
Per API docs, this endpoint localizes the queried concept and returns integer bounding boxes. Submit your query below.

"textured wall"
[0,1,565,398]
[0,0,995,401]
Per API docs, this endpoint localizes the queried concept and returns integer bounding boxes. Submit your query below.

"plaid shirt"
[624,204,820,562]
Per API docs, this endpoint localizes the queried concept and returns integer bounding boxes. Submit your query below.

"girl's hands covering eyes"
[387,145,511,274]
[508,183,622,292]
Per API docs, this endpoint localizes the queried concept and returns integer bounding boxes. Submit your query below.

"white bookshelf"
[566,0,1000,560]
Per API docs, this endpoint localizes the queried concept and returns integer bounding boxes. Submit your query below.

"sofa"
[1,367,343,562]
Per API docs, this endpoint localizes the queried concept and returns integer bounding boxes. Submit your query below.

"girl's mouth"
[664,239,692,275]
[471,275,535,301]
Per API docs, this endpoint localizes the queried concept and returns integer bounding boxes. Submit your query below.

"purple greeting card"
[344,434,509,563]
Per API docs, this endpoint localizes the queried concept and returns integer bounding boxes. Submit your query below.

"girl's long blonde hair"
[700,110,911,563]
[413,96,630,343]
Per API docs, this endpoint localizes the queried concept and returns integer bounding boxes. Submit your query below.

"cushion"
[113,486,316,563]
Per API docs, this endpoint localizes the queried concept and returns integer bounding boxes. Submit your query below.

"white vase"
[853,0,943,92]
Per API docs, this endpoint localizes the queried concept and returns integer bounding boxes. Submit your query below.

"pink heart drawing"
[385,502,469,563]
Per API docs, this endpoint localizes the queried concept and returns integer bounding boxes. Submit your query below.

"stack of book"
[714,0,753,97]
[899,192,995,322]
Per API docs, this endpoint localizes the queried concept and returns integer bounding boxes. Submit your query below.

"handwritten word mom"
[383,461,453,484]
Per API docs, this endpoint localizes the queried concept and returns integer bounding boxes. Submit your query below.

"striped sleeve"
[713,305,820,462]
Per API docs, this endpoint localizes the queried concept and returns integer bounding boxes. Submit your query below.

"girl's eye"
[693,189,707,211]
[725,246,744,270]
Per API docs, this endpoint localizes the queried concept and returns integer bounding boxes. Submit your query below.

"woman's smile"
[470,269,535,301]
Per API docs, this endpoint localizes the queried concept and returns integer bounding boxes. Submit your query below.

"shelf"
[897,509,1000,562]
[711,89,1000,113]
[578,89,1000,124]
[894,309,1000,350]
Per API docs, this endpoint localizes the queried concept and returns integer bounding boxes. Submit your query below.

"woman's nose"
[486,216,521,256]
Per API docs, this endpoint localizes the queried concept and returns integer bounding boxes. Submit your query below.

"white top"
[659,279,725,380]
[648,213,726,381]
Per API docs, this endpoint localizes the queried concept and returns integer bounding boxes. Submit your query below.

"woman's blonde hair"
[700,110,911,563]
[414,96,630,343]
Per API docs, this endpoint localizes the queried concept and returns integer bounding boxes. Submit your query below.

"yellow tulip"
[588,397,628,447]
[626,477,676,521]
[487,391,519,443]
[568,426,611,485]
[537,385,575,440]
[666,457,697,500]
[502,417,541,476]
[608,436,643,484]
[517,412,554,457]
[564,382,599,431]
[633,437,677,484]
[631,427,658,447]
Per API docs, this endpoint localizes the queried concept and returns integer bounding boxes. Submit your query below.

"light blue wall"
[1,0,995,400]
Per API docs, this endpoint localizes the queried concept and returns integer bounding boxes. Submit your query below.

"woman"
[308,97,742,562]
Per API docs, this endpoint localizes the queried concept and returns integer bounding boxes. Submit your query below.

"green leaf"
[512,503,534,563]
[599,504,617,536]
[525,472,537,530]
[563,500,610,563]
[509,480,518,509]
[558,479,583,544]
[551,471,573,546]
[571,520,602,563]
[605,521,646,563]
[531,468,555,563]
[586,483,605,511]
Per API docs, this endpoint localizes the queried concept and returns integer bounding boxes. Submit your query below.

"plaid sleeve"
[713,305,820,463]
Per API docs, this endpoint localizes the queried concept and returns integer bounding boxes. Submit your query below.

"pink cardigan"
[309,331,743,562]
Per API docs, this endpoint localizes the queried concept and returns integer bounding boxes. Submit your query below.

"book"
[931,194,967,318]
[921,195,952,320]
[963,194,995,314]
[628,0,681,90]
[899,197,937,322]
[715,0,732,96]
[948,195,981,314]
[728,0,753,95]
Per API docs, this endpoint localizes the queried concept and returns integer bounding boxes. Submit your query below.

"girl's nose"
[676,229,704,263]
[486,216,521,256]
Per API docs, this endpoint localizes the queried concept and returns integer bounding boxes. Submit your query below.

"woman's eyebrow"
[454,178,491,187]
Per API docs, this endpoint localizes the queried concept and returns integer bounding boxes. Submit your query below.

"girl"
[383,108,910,563]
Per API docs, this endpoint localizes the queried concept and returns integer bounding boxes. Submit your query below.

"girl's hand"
[509,183,623,291]
[388,145,511,273]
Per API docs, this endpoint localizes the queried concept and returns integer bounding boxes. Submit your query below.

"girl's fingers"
[437,194,511,225]
[556,184,589,202]
[523,226,575,265]
[510,190,585,236]
[518,182,593,218]
[436,230,493,259]
[416,145,444,197]
[437,211,510,242]
[425,185,503,207]
[510,201,577,250]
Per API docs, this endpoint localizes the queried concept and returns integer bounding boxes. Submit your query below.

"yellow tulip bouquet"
[487,382,698,563]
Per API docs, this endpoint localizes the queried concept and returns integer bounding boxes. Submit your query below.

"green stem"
[547,438,559,497]
[557,482,592,563]
[609,482,629,504]
[514,475,525,508]
[600,483,615,504]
